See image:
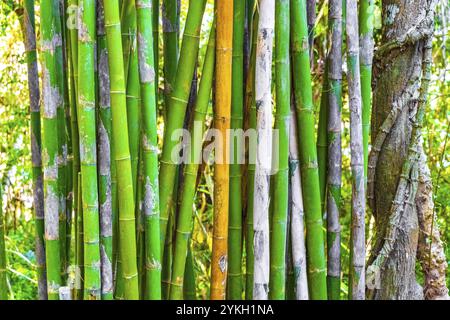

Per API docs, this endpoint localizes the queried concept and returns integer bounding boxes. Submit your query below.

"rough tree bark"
[368,0,448,300]
[416,145,449,300]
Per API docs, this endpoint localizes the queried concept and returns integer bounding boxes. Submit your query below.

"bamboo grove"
[0,0,443,300]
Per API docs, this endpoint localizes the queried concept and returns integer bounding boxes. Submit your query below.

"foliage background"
[0,0,448,299]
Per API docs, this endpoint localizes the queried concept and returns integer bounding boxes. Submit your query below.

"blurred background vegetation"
[0,0,448,299]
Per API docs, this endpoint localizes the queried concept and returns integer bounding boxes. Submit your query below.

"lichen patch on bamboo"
[98,49,111,108]
[42,149,58,180]
[31,132,42,166]
[100,244,113,294]
[143,176,157,216]
[57,144,68,166]
[98,120,111,176]
[44,186,59,240]
[137,33,156,83]
[42,67,60,118]
[77,2,90,43]
[359,34,374,66]
[100,182,112,237]
[34,174,45,219]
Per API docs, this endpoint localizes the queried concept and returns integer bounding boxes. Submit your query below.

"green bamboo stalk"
[359,0,374,181]
[122,0,141,195]
[243,0,255,75]
[326,0,342,300]
[78,0,101,300]
[63,30,74,279]
[68,0,78,94]
[316,73,328,215]
[136,0,162,300]
[135,158,145,298]
[160,31,195,298]
[68,42,80,273]
[169,25,215,300]
[127,51,141,200]
[153,0,159,70]
[52,0,69,280]
[41,0,62,300]
[162,0,180,117]
[183,245,196,299]
[67,3,81,268]
[270,0,290,300]
[21,0,47,299]
[103,0,140,299]
[165,54,199,301]
[58,0,73,270]
[290,0,327,300]
[159,0,207,257]
[244,5,259,300]
[97,0,113,300]
[42,0,66,283]
[285,230,295,300]
[75,173,84,299]
[121,0,134,82]
[0,186,6,300]
[227,0,245,300]
[161,208,174,299]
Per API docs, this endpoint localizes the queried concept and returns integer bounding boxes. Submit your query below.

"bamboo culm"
[228,0,245,300]
[359,0,374,181]
[159,0,207,260]
[244,6,259,300]
[211,0,233,300]
[122,0,141,199]
[289,103,309,300]
[96,0,114,300]
[53,0,68,280]
[41,0,62,300]
[326,0,343,301]
[290,0,327,300]
[169,26,216,300]
[78,0,102,300]
[346,0,366,300]
[252,0,275,301]
[136,0,162,300]
[103,0,140,300]
[162,0,180,118]
[270,0,290,300]
[21,0,47,300]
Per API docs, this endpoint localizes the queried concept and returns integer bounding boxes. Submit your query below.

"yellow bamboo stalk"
[210,0,233,300]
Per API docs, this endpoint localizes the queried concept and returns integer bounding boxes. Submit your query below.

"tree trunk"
[368,0,447,299]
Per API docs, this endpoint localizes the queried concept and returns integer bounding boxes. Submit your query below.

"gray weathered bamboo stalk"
[289,103,309,300]
[96,0,114,300]
[252,0,275,301]
[326,0,342,300]
[346,0,365,300]
[22,0,47,299]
